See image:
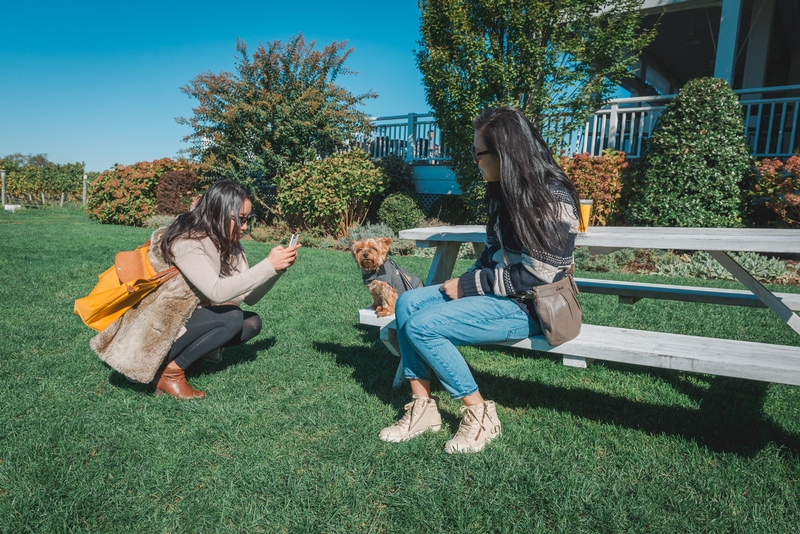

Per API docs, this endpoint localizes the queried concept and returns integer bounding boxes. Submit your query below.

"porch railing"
[370,84,800,162]
[367,114,450,164]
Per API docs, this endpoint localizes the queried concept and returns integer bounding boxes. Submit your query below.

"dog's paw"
[376,306,395,317]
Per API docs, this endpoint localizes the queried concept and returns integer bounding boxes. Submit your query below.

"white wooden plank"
[426,241,460,286]
[575,278,800,310]
[399,226,485,243]
[400,226,800,254]
[361,314,800,386]
[358,308,395,328]
[576,227,800,254]
[497,325,800,386]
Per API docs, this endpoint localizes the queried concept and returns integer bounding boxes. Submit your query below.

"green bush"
[625,77,752,227]
[277,149,384,238]
[427,194,469,224]
[337,222,419,256]
[87,158,197,226]
[655,250,788,282]
[377,192,425,233]
[155,169,199,215]
[375,154,414,195]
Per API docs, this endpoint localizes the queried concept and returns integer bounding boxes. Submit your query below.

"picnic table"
[360,225,800,387]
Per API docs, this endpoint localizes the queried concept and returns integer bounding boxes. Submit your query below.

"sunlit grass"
[1,207,799,533]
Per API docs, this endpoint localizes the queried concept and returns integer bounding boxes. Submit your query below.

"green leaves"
[625,78,752,228]
[416,0,654,215]
[276,149,384,237]
[178,34,376,210]
[0,155,86,199]
[377,192,426,234]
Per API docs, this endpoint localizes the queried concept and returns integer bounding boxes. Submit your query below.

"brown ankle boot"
[154,361,206,399]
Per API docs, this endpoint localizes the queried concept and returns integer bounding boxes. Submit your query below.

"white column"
[1,170,5,206]
[82,173,88,205]
[742,0,776,98]
[714,0,743,85]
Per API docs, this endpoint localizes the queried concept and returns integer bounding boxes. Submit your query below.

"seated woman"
[379,106,580,453]
[91,180,300,399]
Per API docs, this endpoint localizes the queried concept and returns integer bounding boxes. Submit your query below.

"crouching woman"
[90,180,300,399]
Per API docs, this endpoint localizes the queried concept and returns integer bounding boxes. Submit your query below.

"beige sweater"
[91,229,282,384]
[171,236,281,307]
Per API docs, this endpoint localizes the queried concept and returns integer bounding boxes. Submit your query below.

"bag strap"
[387,257,415,292]
[137,239,180,286]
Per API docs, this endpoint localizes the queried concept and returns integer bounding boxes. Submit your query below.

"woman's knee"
[394,290,417,323]
[241,313,262,342]
[220,308,245,335]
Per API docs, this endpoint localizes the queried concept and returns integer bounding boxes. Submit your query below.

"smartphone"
[289,233,299,247]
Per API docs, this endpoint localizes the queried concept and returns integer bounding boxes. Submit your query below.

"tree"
[625,77,751,227]
[177,34,376,210]
[416,0,655,219]
[2,153,50,167]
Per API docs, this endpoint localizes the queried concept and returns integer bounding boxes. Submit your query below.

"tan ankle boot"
[154,361,206,399]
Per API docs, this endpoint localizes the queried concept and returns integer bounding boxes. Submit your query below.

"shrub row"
[0,157,90,203]
[87,159,198,226]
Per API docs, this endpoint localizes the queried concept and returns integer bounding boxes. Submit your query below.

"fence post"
[1,169,5,206]
[608,103,619,152]
[82,173,87,205]
[406,113,417,163]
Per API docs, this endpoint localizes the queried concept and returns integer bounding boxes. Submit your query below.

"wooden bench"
[358,309,800,387]
[361,226,800,388]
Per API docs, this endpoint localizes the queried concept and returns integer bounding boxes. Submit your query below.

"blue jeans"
[395,284,542,399]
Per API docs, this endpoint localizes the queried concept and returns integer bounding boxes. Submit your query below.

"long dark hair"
[473,106,579,252]
[160,180,250,272]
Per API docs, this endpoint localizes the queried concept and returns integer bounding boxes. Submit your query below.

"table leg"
[426,241,461,286]
[708,251,800,335]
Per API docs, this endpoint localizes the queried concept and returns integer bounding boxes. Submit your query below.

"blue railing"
[371,85,800,162]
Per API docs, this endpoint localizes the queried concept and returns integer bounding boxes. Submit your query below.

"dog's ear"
[380,237,393,248]
[350,240,361,257]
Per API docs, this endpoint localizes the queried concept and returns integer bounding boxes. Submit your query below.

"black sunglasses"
[471,145,494,164]
[232,213,255,226]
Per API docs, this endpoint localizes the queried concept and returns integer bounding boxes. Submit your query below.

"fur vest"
[90,228,201,384]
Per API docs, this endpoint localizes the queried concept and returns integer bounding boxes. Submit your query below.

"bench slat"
[575,278,800,310]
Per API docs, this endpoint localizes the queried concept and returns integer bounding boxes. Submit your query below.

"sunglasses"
[232,213,255,227]
[471,145,494,164]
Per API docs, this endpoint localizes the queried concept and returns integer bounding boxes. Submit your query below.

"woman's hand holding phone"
[267,234,301,271]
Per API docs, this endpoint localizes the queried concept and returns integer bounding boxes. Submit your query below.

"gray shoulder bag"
[531,272,582,346]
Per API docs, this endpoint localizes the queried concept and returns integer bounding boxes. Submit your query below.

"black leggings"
[167,305,262,369]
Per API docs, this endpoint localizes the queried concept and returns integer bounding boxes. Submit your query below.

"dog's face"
[350,237,392,273]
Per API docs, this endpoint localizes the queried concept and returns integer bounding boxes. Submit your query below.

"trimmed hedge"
[625,77,751,227]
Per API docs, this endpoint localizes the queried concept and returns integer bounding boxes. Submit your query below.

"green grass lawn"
[1,207,799,533]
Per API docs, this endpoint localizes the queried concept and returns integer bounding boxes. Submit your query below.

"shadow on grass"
[330,329,799,458]
[319,335,467,429]
[472,357,799,459]
[108,336,276,392]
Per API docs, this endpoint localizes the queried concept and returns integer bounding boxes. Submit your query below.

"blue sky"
[0,1,429,172]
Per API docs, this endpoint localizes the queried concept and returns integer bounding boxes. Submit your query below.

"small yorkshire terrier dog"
[351,237,423,317]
